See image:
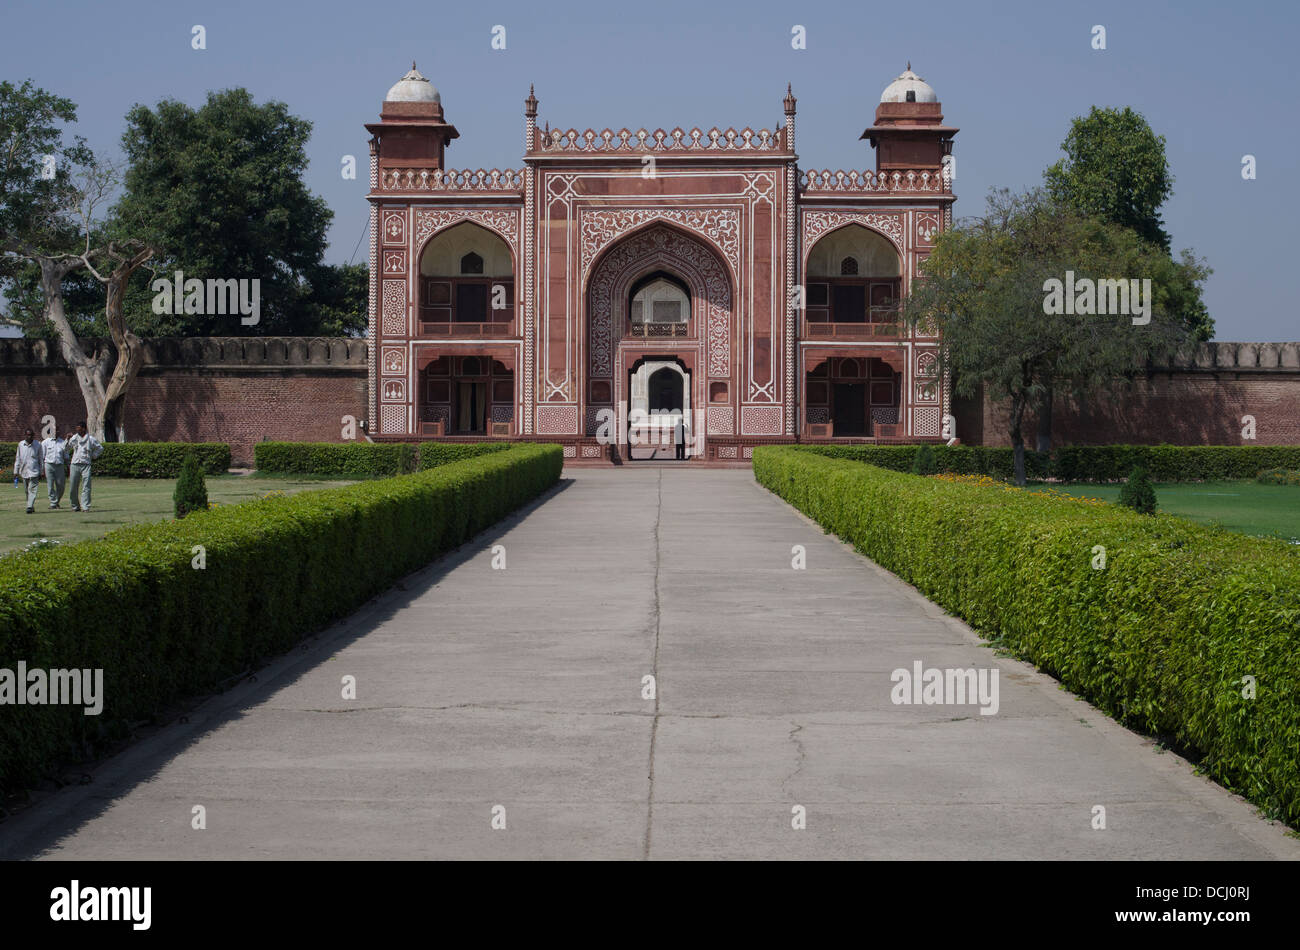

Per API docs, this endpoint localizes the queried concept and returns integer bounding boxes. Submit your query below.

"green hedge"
[252,441,513,477]
[804,443,1300,483]
[801,444,1051,480]
[1,441,231,477]
[415,442,513,470]
[1052,445,1300,482]
[0,443,563,792]
[253,441,416,477]
[753,446,1300,824]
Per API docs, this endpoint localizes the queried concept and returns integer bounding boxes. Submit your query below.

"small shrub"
[173,451,209,518]
[1118,465,1157,515]
[911,444,939,475]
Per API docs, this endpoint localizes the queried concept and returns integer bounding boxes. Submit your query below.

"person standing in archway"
[674,413,686,460]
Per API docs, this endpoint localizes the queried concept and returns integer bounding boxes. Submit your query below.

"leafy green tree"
[173,451,209,518]
[1045,106,1212,341]
[292,262,368,337]
[116,88,335,335]
[0,80,155,440]
[1118,465,1157,515]
[1045,106,1173,251]
[903,188,1197,486]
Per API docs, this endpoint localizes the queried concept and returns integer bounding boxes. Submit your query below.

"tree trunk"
[40,258,106,435]
[1035,384,1053,454]
[98,248,152,442]
[1009,391,1027,487]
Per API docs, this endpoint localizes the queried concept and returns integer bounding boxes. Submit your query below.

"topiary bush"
[753,446,1300,826]
[911,444,939,475]
[173,451,209,518]
[0,443,563,794]
[1118,465,1157,515]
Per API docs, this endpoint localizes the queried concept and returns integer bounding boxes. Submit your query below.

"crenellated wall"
[3,336,1296,465]
[959,341,1300,448]
[0,337,367,465]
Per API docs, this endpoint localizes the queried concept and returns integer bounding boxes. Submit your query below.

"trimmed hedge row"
[0,443,563,792]
[753,446,1300,824]
[1052,445,1300,482]
[803,443,1300,483]
[252,441,512,477]
[1,441,231,477]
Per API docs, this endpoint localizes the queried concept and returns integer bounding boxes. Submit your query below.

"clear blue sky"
[4,0,1295,341]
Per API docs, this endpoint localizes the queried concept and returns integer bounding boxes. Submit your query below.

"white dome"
[880,64,937,104]
[386,64,440,104]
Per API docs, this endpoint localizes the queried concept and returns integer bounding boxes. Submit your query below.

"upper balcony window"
[417,222,515,334]
[630,275,689,325]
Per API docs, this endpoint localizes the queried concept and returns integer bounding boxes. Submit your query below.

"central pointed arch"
[585,222,733,383]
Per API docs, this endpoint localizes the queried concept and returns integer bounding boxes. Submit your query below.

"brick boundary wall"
[957,341,1300,447]
[3,337,1296,462]
[0,337,367,465]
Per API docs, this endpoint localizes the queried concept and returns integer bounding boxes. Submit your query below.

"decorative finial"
[412,60,417,71]
[906,61,911,71]
[787,82,792,95]
[530,83,534,95]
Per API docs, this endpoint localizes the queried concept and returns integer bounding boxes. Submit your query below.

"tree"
[904,188,1196,486]
[1045,105,1212,341]
[1118,465,1157,515]
[173,451,209,518]
[115,88,334,335]
[1045,106,1173,252]
[0,80,155,441]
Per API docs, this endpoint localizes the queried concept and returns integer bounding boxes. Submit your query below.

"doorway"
[832,382,867,437]
[627,358,692,460]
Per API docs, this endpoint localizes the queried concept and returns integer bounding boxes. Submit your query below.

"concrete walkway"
[4,468,1295,859]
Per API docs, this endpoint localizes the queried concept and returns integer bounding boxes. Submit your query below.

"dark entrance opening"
[649,366,684,413]
[832,382,868,437]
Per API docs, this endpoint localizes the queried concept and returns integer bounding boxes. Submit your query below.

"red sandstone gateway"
[364,63,956,461]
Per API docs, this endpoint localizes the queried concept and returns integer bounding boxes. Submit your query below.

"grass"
[1052,480,1300,542]
[0,476,355,555]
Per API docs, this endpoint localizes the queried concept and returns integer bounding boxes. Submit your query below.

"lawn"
[1052,480,1300,542]
[0,476,355,555]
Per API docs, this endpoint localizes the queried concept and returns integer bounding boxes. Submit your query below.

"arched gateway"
[365,63,956,456]
[586,224,732,460]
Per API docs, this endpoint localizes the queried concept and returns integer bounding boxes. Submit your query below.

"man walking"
[67,422,103,513]
[40,429,68,509]
[12,429,43,514]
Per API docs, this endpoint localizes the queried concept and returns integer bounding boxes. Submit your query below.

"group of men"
[11,423,103,514]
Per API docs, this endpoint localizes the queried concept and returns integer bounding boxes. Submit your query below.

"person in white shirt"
[66,421,103,513]
[40,431,69,509]
[12,429,43,514]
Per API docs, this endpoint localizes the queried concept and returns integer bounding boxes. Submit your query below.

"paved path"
[4,468,1295,859]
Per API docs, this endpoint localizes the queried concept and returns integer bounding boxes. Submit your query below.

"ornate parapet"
[799,168,952,195]
[378,167,524,193]
[532,125,789,154]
